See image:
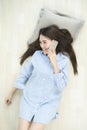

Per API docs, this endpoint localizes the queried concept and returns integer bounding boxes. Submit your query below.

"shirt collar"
[41,50,48,56]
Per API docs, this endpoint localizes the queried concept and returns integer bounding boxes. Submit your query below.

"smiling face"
[39,34,52,54]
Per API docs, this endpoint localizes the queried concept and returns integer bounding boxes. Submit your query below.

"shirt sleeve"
[53,56,69,92]
[14,51,37,90]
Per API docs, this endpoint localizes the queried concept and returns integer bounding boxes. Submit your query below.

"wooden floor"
[0,0,87,130]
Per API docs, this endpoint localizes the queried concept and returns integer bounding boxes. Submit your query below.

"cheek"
[47,41,52,48]
[46,44,50,48]
[40,43,49,48]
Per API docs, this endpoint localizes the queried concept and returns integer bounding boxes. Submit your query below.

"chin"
[42,48,49,53]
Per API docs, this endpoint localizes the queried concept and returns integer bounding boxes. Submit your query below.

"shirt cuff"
[53,71,63,80]
[14,82,25,90]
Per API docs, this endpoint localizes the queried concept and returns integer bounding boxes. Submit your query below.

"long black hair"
[20,24,78,75]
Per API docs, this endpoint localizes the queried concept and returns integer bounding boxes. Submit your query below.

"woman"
[6,25,78,130]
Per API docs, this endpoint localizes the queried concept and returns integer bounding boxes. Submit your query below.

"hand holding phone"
[49,40,58,51]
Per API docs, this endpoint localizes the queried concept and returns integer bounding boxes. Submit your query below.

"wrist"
[54,69,61,74]
[52,63,61,74]
[9,92,14,98]
[10,88,18,97]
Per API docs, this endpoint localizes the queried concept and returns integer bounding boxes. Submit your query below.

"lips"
[43,48,49,51]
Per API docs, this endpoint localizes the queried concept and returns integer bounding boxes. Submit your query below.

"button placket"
[39,76,47,103]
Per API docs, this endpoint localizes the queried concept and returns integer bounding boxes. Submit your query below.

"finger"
[7,100,12,105]
[6,99,9,104]
[52,49,56,54]
[45,50,50,54]
[6,99,11,105]
[48,49,53,53]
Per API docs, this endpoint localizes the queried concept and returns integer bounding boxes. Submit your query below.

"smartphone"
[49,40,58,50]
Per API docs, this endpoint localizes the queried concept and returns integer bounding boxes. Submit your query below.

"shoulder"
[29,50,41,59]
[57,52,69,62]
[57,53,70,69]
[32,50,41,56]
[29,50,42,62]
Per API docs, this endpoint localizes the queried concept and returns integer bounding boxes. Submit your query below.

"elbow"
[56,79,68,92]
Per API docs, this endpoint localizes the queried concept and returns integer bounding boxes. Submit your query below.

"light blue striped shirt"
[14,50,69,104]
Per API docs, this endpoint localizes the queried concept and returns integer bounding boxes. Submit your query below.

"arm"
[6,87,18,105]
[14,51,37,89]
[6,58,33,105]
[6,51,37,105]
[47,49,69,92]
[14,58,33,89]
[52,57,69,92]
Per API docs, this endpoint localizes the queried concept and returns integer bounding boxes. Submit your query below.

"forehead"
[39,34,50,41]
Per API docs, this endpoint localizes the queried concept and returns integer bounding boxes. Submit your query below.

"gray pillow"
[28,8,84,43]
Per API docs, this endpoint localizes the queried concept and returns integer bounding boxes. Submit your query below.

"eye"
[43,41,46,43]
[39,41,47,44]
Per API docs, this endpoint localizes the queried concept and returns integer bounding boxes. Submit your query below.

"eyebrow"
[39,40,46,42]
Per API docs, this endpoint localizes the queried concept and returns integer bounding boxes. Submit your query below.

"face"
[39,34,52,54]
